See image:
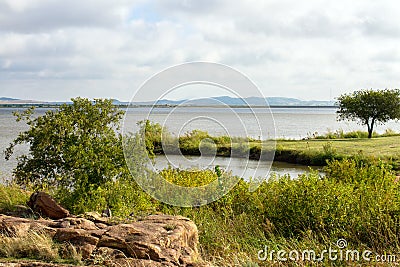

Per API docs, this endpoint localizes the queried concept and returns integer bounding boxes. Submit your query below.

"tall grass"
[0,182,30,213]
[153,158,400,265]
[0,230,82,264]
[1,158,399,265]
[312,128,400,139]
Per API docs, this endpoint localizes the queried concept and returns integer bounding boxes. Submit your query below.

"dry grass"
[0,230,82,264]
[0,230,58,261]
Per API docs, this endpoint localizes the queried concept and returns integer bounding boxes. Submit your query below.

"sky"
[1,0,400,101]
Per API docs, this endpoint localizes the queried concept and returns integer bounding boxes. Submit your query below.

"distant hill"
[0,97,19,101]
[0,96,336,107]
[148,96,336,107]
[0,97,44,104]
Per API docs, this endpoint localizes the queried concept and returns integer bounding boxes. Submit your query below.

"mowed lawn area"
[273,136,400,167]
[277,136,400,157]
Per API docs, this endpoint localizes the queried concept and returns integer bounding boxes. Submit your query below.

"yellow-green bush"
[0,183,30,213]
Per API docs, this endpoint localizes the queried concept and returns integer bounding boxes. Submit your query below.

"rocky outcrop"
[27,192,70,219]
[0,213,209,267]
[0,262,85,267]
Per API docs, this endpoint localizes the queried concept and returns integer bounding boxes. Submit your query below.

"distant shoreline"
[0,104,338,109]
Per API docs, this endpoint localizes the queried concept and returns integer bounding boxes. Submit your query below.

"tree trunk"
[368,128,373,138]
[367,118,375,139]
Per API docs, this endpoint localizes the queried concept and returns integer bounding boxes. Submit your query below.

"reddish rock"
[54,228,99,258]
[27,192,69,219]
[98,215,201,265]
[0,214,209,266]
[0,215,56,238]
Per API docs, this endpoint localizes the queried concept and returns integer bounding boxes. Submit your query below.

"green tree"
[5,98,127,191]
[337,89,400,138]
[137,120,164,158]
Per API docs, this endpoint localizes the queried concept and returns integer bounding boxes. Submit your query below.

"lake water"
[1,107,399,179]
[153,154,318,180]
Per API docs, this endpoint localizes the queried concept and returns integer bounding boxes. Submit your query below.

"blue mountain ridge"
[1,96,336,106]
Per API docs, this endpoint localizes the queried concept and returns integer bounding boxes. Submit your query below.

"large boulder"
[0,214,210,266]
[27,192,69,219]
[97,214,201,265]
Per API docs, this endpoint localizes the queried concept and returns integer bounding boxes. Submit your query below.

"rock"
[93,247,127,259]
[27,192,69,219]
[106,258,175,266]
[56,217,99,230]
[0,214,210,266]
[54,228,99,258]
[82,212,110,225]
[4,205,34,218]
[97,214,202,265]
[0,214,56,238]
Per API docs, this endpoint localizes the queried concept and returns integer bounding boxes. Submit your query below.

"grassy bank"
[142,120,400,169]
[275,135,400,167]
[1,159,400,266]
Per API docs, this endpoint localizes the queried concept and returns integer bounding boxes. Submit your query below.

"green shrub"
[159,167,218,187]
[155,158,400,264]
[261,159,399,248]
[0,183,30,213]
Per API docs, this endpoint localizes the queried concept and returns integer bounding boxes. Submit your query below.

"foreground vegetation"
[1,158,400,266]
[3,98,400,266]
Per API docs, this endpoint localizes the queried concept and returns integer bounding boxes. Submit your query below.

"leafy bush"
[159,167,218,187]
[242,158,398,248]
[4,98,154,216]
[5,98,126,192]
[137,120,167,158]
[155,158,400,264]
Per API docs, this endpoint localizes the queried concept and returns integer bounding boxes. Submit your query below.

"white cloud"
[1,0,400,101]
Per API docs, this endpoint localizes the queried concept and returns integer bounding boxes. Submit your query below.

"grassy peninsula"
[143,119,400,170]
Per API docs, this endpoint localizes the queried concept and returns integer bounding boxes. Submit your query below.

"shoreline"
[152,135,400,170]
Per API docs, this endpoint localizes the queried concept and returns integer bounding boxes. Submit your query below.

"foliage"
[1,158,400,265]
[313,129,373,139]
[140,123,255,158]
[0,182,30,213]
[178,130,212,155]
[137,120,165,158]
[159,167,218,187]
[157,159,400,265]
[3,98,157,216]
[4,107,400,265]
[5,98,126,191]
[337,89,400,138]
[56,177,155,217]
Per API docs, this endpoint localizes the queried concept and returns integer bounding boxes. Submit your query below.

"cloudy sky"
[1,0,400,101]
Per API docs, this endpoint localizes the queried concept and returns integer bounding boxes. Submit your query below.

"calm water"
[154,154,318,180]
[1,107,399,178]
